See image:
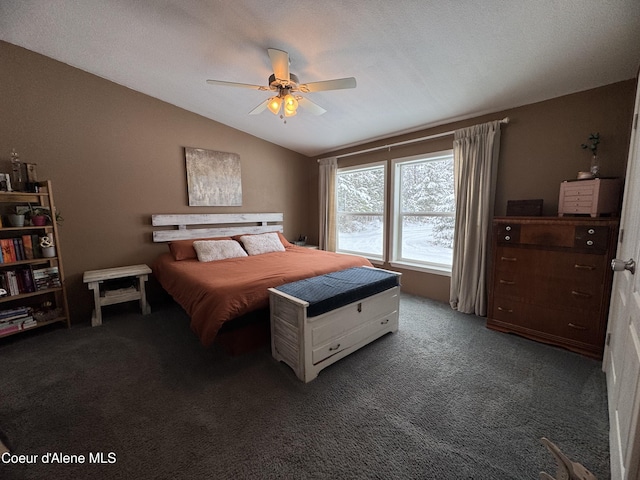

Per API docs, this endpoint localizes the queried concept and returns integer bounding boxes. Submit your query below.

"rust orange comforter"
[152,246,372,346]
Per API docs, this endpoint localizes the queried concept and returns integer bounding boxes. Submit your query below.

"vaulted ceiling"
[1,1,639,157]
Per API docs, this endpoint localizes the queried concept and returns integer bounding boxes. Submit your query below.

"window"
[336,162,386,261]
[391,151,455,273]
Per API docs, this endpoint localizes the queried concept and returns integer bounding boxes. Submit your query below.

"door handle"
[611,258,636,275]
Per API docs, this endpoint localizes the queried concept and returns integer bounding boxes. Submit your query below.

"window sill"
[336,251,384,265]
[389,261,452,277]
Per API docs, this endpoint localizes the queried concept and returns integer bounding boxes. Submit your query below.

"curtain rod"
[320,117,510,161]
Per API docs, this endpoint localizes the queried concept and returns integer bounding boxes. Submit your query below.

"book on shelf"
[0,316,37,335]
[6,270,18,296]
[12,238,24,261]
[0,313,32,323]
[32,266,61,291]
[19,268,35,293]
[8,240,17,262]
[0,323,20,335]
[0,315,34,326]
[21,317,37,329]
[31,234,42,259]
[0,267,39,296]
[0,235,44,263]
[0,306,31,320]
[22,235,33,260]
[1,239,14,263]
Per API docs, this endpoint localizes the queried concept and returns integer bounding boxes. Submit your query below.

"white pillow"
[239,232,286,256]
[193,240,248,262]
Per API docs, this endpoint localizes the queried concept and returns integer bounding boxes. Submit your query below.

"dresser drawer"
[562,199,593,209]
[493,248,606,280]
[493,253,606,310]
[562,205,593,215]
[493,247,533,274]
[489,300,601,347]
[562,185,595,197]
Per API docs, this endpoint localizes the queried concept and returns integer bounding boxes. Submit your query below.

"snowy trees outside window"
[336,163,385,259]
[335,151,455,271]
[394,152,455,269]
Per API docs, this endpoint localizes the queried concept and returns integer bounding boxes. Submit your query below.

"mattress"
[153,246,373,346]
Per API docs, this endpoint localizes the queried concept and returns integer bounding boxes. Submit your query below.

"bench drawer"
[310,288,399,346]
[312,313,397,364]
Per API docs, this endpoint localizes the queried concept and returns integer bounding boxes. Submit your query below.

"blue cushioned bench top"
[274,267,400,317]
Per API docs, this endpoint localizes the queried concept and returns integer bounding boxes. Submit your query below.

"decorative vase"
[590,155,600,177]
[8,214,25,227]
[42,246,56,258]
[31,215,47,226]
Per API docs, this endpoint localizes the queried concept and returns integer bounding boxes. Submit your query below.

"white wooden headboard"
[152,213,284,242]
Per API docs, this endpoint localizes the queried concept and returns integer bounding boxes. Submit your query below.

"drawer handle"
[381,319,389,325]
[499,279,515,285]
[568,323,587,331]
[497,306,513,313]
[571,290,592,298]
[329,344,341,351]
[500,256,517,262]
[586,240,594,246]
[574,264,596,270]
[357,303,362,313]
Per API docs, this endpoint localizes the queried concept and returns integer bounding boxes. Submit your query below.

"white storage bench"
[268,266,401,382]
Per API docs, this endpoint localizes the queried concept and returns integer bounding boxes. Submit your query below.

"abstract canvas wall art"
[185,147,242,206]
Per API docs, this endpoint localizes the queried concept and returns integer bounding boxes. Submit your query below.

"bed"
[151,213,373,348]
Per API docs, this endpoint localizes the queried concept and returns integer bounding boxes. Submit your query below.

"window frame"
[335,160,387,263]
[389,150,455,276]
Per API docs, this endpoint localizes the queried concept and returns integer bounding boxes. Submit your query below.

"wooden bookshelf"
[0,181,69,338]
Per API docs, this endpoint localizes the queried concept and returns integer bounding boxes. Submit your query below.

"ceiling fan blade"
[299,77,357,93]
[249,99,269,115]
[297,97,327,116]
[268,48,290,82]
[207,79,270,91]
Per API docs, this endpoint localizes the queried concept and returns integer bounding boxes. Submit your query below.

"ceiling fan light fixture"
[267,96,282,115]
[283,93,298,116]
[207,49,356,119]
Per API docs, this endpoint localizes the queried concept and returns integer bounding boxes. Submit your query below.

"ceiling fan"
[206,48,356,119]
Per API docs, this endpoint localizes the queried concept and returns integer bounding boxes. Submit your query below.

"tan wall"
[312,79,637,302]
[1,40,635,316]
[0,41,315,322]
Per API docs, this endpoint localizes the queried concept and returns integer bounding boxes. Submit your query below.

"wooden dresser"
[487,217,619,359]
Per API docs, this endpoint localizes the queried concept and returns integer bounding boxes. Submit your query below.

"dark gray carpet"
[0,294,609,479]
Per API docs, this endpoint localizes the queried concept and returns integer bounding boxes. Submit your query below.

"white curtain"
[318,157,338,251]
[450,121,501,316]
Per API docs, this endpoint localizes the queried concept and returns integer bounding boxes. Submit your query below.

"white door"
[603,76,640,480]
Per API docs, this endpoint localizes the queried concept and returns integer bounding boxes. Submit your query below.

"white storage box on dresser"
[269,267,401,382]
[557,178,621,217]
